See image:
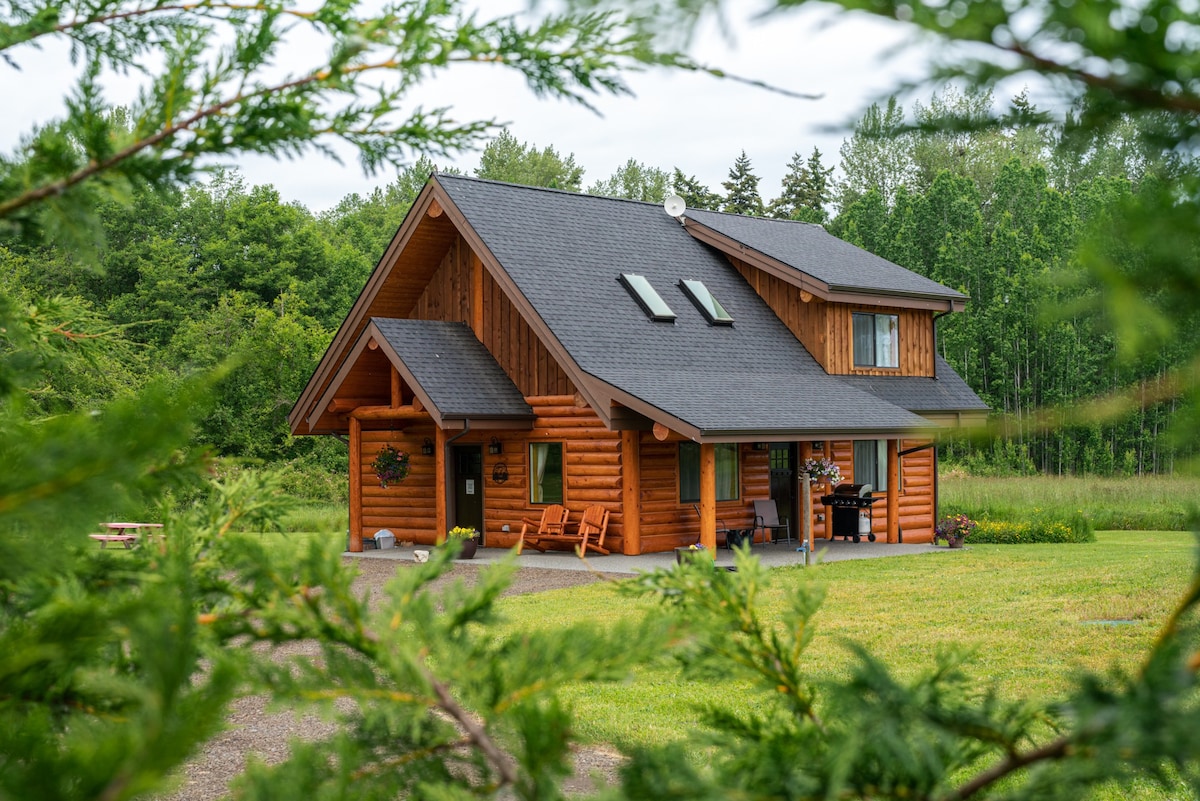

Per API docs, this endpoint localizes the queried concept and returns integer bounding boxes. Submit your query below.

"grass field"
[493,531,1197,755]
[940,473,1200,531]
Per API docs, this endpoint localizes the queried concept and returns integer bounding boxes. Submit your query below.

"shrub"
[969,511,1095,544]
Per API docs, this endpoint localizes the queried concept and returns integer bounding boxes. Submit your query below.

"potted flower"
[445,525,480,559]
[801,456,842,488]
[934,513,977,549]
[372,444,410,488]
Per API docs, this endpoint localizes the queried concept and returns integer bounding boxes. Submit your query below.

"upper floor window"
[853,313,899,368]
[530,442,564,503]
[679,279,734,325]
[679,442,739,502]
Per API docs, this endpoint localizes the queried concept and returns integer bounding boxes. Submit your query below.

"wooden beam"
[390,367,402,408]
[699,442,716,553]
[328,398,386,413]
[652,422,670,442]
[367,337,378,350]
[887,438,900,543]
[471,253,484,340]
[621,430,641,555]
[348,405,431,421]
[427,198,444,217]
[412,395,423,413]
[349,416,363,553]
[435,426,447,541]
[800,289,813,303]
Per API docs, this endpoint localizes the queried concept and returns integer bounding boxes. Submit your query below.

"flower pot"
[457,538,478,559]
[946,536,963,549]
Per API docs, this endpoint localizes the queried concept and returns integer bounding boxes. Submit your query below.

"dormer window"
[619,273,676,322]
[853,313,899,368]
[679,279,734,325]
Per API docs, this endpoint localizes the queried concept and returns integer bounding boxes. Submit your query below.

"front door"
[768,443,796,534]
[452,445,484,540]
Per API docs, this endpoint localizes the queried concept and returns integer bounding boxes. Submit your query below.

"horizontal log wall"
[358,425,439,543]
[800,439,935,544]
[636,440,770,553]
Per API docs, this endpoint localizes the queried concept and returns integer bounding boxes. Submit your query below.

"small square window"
[853,313,899,368]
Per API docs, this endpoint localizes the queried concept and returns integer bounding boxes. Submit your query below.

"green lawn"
[493,531,1197,751]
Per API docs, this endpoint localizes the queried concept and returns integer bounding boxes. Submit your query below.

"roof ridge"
[686,205,825,229]
[433,171,680,212]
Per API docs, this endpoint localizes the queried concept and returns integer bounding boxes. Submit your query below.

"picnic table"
[89,522,164,549]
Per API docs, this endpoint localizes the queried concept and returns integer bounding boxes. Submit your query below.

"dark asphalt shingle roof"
[433,174,982,435]
[684,207,968,302]
[370,318,533,419]
[839,356,990,413]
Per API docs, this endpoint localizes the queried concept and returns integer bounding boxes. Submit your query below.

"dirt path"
[160,558,626,800]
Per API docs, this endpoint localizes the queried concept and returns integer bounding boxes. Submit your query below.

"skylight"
[619,273,676,322]
[680,279,734,325]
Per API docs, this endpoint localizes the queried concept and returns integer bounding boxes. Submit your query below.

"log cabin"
[288,174,988,554]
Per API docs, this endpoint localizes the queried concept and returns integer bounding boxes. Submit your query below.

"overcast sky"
[2,3,935,214]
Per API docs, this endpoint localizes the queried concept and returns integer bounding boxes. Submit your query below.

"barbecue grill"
[820,483,881,543]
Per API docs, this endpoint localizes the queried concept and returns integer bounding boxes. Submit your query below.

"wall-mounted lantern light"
[753,442,769,451]
[421,437,435,456]
[488,437,503,455]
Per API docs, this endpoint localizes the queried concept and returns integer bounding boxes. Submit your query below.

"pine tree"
[770,147,833,222]
[670,168,722,211]
[475,130,585,191]
[721,150,764,216]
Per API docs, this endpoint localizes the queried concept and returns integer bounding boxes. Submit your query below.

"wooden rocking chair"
[576,505,611,555]
[517,504,570,554]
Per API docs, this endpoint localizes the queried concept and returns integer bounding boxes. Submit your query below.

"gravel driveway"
[160,558,626,800]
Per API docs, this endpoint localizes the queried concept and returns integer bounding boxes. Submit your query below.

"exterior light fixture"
[421,437,435,456]
[488,437,502,455]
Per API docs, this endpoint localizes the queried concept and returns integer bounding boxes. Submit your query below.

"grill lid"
[832,482,873,497]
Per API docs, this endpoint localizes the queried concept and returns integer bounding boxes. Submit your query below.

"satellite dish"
[663,194,686,218]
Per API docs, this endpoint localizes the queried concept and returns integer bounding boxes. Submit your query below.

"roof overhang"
[308,319,534,433]
[681,218,968,313]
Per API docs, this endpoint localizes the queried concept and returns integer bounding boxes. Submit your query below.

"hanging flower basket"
[801,456,842,486]
[372,444,410,488]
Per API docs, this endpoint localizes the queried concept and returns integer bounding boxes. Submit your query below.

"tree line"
[6,89,1191,487]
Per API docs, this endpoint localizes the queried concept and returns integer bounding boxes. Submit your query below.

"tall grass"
[939,473,1200,531]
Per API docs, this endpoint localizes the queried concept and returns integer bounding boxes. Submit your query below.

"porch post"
[349,416,363,553]
[699,442,717,553]
[887,438,900,543]
[798,441,814,539]
[621,430,641,555]
[435,425,448,542]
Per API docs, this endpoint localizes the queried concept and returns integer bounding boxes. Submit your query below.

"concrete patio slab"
[348,538,950,575]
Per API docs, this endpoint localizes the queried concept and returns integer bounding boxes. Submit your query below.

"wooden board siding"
[827,305,934,376]
[801,439,935,544]
[408,232,574,397]
[731,257,831,370]
[359,425,439,543]
[480,270,574,397]
[730,257,935,377]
